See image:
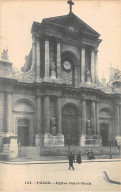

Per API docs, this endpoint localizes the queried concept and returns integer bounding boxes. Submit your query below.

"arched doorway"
[13,99,36,146]
[17,118,29,146]
[62,104,78,146]
[99,108,113,146]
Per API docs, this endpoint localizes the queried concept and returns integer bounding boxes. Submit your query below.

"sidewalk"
[0,157,121,165]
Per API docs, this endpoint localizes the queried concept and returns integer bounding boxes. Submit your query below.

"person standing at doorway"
[76,151,82,164]
[68,152,75,170]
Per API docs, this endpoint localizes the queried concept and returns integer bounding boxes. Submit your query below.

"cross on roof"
[67,0,74,13]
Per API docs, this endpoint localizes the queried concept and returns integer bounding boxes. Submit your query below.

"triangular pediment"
[42,13,100,37]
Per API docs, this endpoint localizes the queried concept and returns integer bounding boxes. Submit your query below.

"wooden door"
[17,119,29,146]
[62,105,78,146]
[100,123,109,146]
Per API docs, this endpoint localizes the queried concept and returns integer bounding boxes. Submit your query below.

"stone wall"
[0,93,4,132]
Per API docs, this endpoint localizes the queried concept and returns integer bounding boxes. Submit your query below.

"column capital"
[80,94,87,100]
[44,36,50,41]
[80,46,85,50]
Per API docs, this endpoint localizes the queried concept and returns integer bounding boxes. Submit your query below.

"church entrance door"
[17,119,29,146]
[100,123,109,146]
[62,105,78,146]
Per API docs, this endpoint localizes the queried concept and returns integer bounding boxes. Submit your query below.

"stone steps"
[18,146,120,158]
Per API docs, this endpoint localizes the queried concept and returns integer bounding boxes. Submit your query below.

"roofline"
[42,12,100,37]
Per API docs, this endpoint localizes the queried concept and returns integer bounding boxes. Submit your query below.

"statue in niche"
[87,119,92,136]
[50,117,56,135]
[50,61,56,79]
[86,67,91,77]
[87,119,91,129]
[50,61,56,71]
[86,67,91,82]
[1,48,8,60]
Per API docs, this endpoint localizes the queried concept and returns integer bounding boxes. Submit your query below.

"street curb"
[0,159,121,165]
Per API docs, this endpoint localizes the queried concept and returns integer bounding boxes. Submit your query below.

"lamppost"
[109,136,115,159]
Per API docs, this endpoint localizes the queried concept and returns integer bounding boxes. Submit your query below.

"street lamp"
[109,136,115,159]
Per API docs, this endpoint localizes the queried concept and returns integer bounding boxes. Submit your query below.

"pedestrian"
[76,151,82,164]
[86,150,90,160]
[90,150,95,159]
[68,152,75,170]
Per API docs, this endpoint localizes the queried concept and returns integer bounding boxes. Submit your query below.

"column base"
[2,135,18,159]
[116,136,121,146]
[80,134,102,146]
[35,77,42,83]
[43,77,63,84]
[35,133,44,147]
[44,133,64,146]
[80,82,98,89]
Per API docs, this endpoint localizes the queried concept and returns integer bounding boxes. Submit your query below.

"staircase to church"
[18,146,120,160]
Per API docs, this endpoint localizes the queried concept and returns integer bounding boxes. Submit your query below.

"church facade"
[0,6,121,158]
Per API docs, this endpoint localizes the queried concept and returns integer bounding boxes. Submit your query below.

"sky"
[0,0,121,81]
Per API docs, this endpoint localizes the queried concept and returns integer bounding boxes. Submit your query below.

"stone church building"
[0,1,121,158]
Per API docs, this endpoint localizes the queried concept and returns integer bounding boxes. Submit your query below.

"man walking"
[68,152,75,170]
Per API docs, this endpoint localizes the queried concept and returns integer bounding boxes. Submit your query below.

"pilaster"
[57,42,61,79]
[36,95,42,133]
[115,104,120,136]
[7,93,12,133]
[81,47,85,83]
[56,97,62,134]
[81,99,86,134]
[32,37,36,71]
[91,49,95,84]
[45,39,50,77]
[44,95,50,133]
[91,100,96,134]
[36,39,41,77]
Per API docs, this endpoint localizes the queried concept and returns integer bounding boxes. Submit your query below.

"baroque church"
[0,1,121,159]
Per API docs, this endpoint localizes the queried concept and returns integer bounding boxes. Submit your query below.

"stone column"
[3,93,7,133]
[36,39,41,77]
[56,97,64,146]
[44,95,50,133]
[81,47,85,83]
[32,37,36,71]
[91,49,95,84]
[95,50,98,84]
[57,42,61,79]
[75,65,80,88]
[45,39,50,77]
[7,93,12,133]
[96,102,99,135]
[115,104,120,136]
[56,97,62,134]
[91,101,96,134]
[81,99,86,134]
[36,96,42,133]
[36,95,43,146]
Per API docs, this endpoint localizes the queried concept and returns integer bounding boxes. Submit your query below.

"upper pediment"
[41,12,100,38]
